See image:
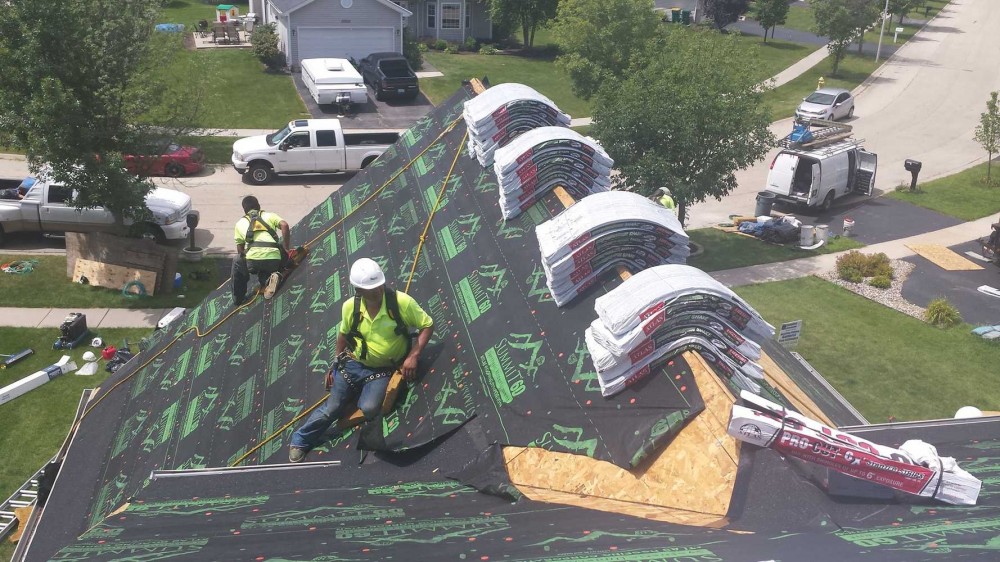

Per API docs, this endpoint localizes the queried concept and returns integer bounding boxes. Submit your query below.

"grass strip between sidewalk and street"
[736,276,1000,423]
[887,161,1000,221]
[0,255,223,309]
[0,327,153,559]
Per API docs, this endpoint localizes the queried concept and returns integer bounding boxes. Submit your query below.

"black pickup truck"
[358,52,419,102]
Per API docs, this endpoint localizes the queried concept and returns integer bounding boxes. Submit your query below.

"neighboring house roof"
[269,0,411,16]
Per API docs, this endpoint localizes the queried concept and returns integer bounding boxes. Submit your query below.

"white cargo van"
[300,58,367,106]
[764,121,877,211]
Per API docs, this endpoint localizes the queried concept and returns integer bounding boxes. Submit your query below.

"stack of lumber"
[463,83,571,167]
[584,265,773,397]
[493,127,614,219]
[535,192,690,307]
[728,391,982,506]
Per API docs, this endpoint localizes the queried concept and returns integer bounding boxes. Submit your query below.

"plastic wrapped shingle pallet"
[463,83,571,167]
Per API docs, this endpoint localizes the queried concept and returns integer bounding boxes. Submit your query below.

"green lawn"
[732,33,823,82]
[687,228,864,272]
[0,255,223,309]
[763,53,880,120]
[779,4,816,33]
[0,327,153,559]
[179,135,239,165]
[159,0,249,30]
[421,51,592,119]
[887,161,1000,220]
[736,276,1000,422]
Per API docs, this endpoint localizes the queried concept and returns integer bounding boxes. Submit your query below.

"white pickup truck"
[0,175,195,246]
[231,119,400,185]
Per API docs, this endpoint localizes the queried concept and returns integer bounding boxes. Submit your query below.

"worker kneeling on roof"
[289,258,433,463]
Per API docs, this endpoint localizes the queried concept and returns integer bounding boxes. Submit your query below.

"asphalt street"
[688,0,1000,229]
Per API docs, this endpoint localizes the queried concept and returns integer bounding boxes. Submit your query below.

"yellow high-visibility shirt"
[234,211,283,261]
[339,290,433,368]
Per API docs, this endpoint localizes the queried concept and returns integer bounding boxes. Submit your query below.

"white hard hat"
[350,258,385,289]
[91,337,103,347]
[659,187,671,195]
[82,351,97,362]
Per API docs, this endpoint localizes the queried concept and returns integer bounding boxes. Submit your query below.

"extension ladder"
[0,462,45,541]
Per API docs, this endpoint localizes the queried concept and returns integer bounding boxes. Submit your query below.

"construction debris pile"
[535,192,689,307]
[492,126,613,219]
[729,390,983,506]
[463,83,571,167]
[584,265,774,397]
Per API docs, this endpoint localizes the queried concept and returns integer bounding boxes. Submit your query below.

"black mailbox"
[904,159,922,191]
[186,212,200,229]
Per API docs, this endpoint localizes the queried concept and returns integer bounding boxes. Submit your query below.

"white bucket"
[843,217,855,236]
[815,224,829,242]
[800,224,815,246]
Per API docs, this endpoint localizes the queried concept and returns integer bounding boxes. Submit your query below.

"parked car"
[231,119,401,185]
[0,172,197,245]
[358,52,419,101]
[124,140,205,178]
[795,88,855,122]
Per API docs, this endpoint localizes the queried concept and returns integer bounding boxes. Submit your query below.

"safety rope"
[78,117,464,426]
[229,127,470,468]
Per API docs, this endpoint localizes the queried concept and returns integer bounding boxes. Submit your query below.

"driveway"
[291,72,433,129]
[902,238,1000,326]
[688,0,1000,230]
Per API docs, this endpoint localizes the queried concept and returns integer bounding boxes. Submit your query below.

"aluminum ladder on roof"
[779,118,857,151]
[0,461,47,541]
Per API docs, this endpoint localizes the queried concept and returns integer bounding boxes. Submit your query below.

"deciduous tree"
[551,0,661,100]
[974,91,1000,182]
[809,0,856,75]
[488,0,559,50]
[754,0,791,42]
[0,0,211,229]
[704,0,752,32]
[590,29,775,224]
[888,0,921,25]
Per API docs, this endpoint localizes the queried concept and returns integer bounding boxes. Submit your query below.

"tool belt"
[339,352,397,391]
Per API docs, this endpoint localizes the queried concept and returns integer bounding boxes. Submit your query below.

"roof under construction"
[16,83,1000,561]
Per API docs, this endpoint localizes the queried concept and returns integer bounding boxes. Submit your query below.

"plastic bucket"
[755,191,777,218]
[800,225,815,246]
[843,217,855,236]
[815,224,829,242]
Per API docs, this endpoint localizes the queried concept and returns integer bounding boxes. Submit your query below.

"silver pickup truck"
[231,119,400,185]
[0,175,195,246]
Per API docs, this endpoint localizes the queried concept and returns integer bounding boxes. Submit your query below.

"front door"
[275,132,314,172]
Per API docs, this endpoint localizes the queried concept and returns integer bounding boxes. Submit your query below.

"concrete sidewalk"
[0,307,174,329]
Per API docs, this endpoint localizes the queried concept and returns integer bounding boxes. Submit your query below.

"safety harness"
[345,287,412,363]
[242,210,286,260]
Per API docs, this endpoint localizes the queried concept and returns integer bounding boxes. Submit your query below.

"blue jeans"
[290,359,391,450]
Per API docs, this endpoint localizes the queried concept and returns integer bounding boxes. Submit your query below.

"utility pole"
[875,0,891,62]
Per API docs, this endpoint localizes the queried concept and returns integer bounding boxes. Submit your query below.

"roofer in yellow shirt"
[232,195,291,306]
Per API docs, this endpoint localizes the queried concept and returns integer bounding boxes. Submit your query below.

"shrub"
[836,250,893,280]
[478,44,499,55]
[444,43,459,54]
[435,39,448,51]
[250,23,285,71]
[868,275,892,289]
[402,28,423,70]
[418,43,428,53]
[842,269,864,284]
[462,36,478,51]
[925,298,962,327]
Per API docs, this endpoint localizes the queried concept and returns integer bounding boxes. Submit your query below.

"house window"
[427,2,436,28]
[465,6,471,30]
[441,3,460,29]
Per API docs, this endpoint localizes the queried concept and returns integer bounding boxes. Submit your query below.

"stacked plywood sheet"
[535,191,690,307]
[584,264,774,397]
[463,83,571,168]
[493,126,614,219]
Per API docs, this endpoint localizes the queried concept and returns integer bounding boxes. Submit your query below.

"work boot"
[263,272,282,300]
[288,446,308,463]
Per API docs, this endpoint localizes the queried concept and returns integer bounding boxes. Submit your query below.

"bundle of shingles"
[463,83,571,168]
[493,126,613,219]
[584,264,775,398]
[535,192,689,307]
[729,390,982,506]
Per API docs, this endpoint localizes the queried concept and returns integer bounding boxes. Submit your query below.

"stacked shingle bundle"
[584,264,774,398]
[493,126,614,219]
[535,191,689,307]
[463,83,571,168]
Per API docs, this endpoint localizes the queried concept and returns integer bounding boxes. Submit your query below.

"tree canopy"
[974,91,1000,182]
[754,0,790,42]
[488,0,559,49]
[550,0,661,100]
[809,0,858,75]
[589,28,775,224]
[0,0,210,225]
[704,0,751,32]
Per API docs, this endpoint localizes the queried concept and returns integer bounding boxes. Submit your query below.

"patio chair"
[212,25,227,44]
[226,26,241,44]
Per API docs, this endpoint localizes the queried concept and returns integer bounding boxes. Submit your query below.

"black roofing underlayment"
[23,84,1000,561]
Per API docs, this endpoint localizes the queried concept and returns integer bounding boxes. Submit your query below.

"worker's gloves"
[287,247,298,261]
